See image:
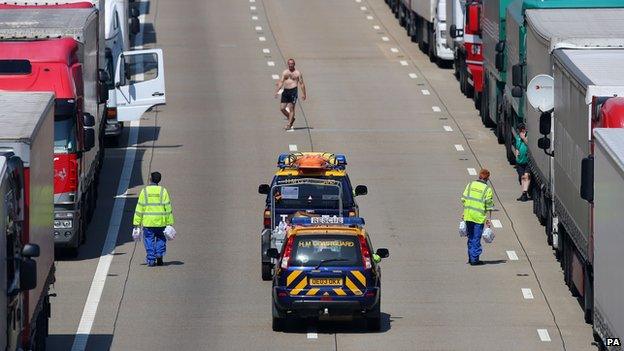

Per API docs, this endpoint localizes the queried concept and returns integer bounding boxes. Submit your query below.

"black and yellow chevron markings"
[285,270,367,296]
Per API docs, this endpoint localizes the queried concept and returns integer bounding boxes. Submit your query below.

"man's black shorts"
[516,163,528,184]
[281,87,298,104]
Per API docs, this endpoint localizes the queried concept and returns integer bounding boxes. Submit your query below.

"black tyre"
[474,92,481,112]
[496,116,505,144]
[459,64,466,95]
[272,302,285,332]
[366,303,381,332]
[262,262,272,281]
[504,117,516,165]
[428,30,436,62]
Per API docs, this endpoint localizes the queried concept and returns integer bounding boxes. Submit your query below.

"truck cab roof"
[0,8,96,43]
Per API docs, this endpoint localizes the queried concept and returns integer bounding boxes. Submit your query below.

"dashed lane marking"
[252,15,258,20]
[373,25,380,30]
[506,250,519,261]
[259,36,266,42]
[454,144,464,151]
[367,15,374,20]
[400,60,408,66]
[289,144,298,151]
[390,47,399,53]
[267,61,275,66]
[432,106,441,112]
[408,73,417,79]
[537,329,551,342]
[467,168,477,175]
[381,36,389,41]
[262,48,270,54]
[272,74,280,80]
[255,26,262,31]
[421,89,430,95]
[360,6,367,10]
[443,125,453,132]
[250,5,256,10]
[522,288,534,300]
[307,331,318,339]
[491,219,502,228]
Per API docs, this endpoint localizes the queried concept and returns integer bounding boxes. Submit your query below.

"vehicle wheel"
[505,117,516,165]
[409,18,417,43]
[399,7,406,27]
[272,302,284,332]
[366,303,381,332]
[459,64,466,95]
[496,116,505,144]
[474,92,481,112]
[428,30,436,62]
[584,267,593,324]
[262,262,272,281]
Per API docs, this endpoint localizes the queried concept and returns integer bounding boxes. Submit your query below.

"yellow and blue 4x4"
[258,153,368,281]
[266,217,389,331]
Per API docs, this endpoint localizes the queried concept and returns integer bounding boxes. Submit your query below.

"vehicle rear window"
[269,176,355,208]
[290,235,362,267]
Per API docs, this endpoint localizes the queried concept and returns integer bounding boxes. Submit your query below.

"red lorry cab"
[464,0,483,93]
[597,97,624,128]
[0,1,92,9]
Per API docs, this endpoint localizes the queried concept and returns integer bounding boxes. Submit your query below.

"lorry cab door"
[114,48,166,121]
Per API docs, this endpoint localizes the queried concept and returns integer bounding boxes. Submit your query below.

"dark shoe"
[156,257,164,266]
[469,260,484,266]
[517,192,529,202]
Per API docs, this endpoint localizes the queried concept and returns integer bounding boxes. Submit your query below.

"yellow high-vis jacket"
[461,180,494,224]
[133,185,175,227]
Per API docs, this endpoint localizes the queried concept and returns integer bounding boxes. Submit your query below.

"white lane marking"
[381,36,389,41]
[432,106,441,112]
[400,60,408,66]
[537,329,551,342]
[454,144,464,151]
[443,125,453,132]
[255,26,262,31]
[267,61,275,67]
[356,0,361,2]
[506,250,519,261]
[307,330,318,339]
[421,89,430,95]
[467,168,477,176]
[491,219,502,228]
[263,48,270,54]
[522,288,534,300]
[272,74,280,80]
[70,120,140,351]
[360,6,367,10]
[408,73,418,79]
[390,47,399,53]
[250,0,255,2]
[367,15,374,20]
[259,36,266,41]
[289,144,298,152]
[250,5,256,10]
[252,15,258,20]
[373,25,380,30]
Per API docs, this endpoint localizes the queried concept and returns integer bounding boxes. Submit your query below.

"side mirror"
[511,86,523,98]
[98,69,110,83]
[130,7,139,18]
[450,24,458,38]
[266,248,280,259]
[83,113,96,127]
[580,156,594,202]
[539,111,551,135]
[538,136,551,150]
[84,128,95,151]
[116,54,127,87]
[354,185,368,196]
[20,257,37,291]
[512,64,523,87]
[495,52,504,72]
[258,184,270,195]
[495,40,505,53]
[98,82,109,104]
[130,17,140,35]
[22,243,40,258]
[375,248,389,258]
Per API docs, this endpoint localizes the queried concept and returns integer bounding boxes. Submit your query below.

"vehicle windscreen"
[271,176,354,208]
[274,183,341,210]
[54,114,78,154]
[289,235,362,267]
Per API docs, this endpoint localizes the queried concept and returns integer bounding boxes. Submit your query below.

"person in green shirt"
[513,123,531,202]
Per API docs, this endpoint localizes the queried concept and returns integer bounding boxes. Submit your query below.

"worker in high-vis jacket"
[133,172,175,267]
[461,168,494,266]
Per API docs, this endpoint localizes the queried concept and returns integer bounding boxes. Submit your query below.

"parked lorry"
[591,128,624,351]
[0,92,55,350]
[534,49,624,324]
[399,0,453,64]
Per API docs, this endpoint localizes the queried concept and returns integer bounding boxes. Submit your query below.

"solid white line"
[522,288,534,300]
[360,6,367,10]
[381,36,389,41]
[367,15,374,20]
[390,47,399,53]
[70,120,140,351]
[250,5,256,10]
[454,144,464,151]
[400,60,408,66]
[408,73,417,79]
[537,329,551,342]
[467,168,477,175]
[491,219,502,228]
[272,74,280,80]
[267,61,275,66]
[373,25,380,30]
[432,106,441,112]
[421,89,430,95]
[506,250,519,261]
[289,144,298,152]
[252,15,258,20]
[443,125,453,132]
[255,26,262,31]
[262,48,270,54]
[259,36,266,42]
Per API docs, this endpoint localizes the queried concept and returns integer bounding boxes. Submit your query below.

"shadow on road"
[277,312,394,334]
[47,334,113,351]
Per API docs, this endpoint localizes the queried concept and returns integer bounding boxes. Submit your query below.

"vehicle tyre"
[272,302,285,332]
[496,115,505,144]
[474,92,481,112]
[459,63,466,95]
[584,266,593,324]
[504,115,516,165]
[262,262,272,281]
[366,302,381,332]
[399,6,406,27]
[428,29,436,62]
[409,17,417,43]
[532,185,539,216]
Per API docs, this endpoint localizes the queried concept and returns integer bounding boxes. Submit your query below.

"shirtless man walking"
[274,58,306,131]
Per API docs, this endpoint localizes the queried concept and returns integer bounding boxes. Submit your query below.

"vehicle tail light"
[359,236,372,269]
[281,235,295,269]
[365,291,376,297]
[348,211,356,217]
[321,296,333,301]
[68,158,78,192]
[263,209,271,228]
[278,292,287,297]
[106,107,117,119]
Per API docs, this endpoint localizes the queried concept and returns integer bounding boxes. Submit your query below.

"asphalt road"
[47,0,597,350]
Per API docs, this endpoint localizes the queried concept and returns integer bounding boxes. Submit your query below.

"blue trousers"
[143,227,166,264]
[466,221,483,263]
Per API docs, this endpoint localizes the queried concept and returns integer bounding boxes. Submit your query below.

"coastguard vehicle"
[267,216,389,331]
[258,153,368,280]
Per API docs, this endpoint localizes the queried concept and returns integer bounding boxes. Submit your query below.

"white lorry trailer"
[0,92,54,350]
[401,0,453,64]
[534,48,624,324]
[592,128,624,351]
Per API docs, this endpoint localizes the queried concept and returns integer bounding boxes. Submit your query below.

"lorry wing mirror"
[512,64,523,87]
[98,69,110,83]
[83,113,96,127]
[580,156,594,202]
[450,24,458,38]
[355,185,368,196]
[98,82,109,104]
[266,248,280,259]
[20,257,37,291]
[22,243,39,258]
[84,128,95,151]
[538,136,550,150]
[130,17,140,35]
[116,54,127,87]
[539,111,551,135]
[258,184,270,194]
[495,53,504,71]
[495,41,505,53]
[512,86,523,98]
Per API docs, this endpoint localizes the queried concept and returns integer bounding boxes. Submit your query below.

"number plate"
[309,278,343,286]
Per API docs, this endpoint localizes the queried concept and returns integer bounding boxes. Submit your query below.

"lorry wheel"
[262,262,272,281]
[474,92,481,112]
[584,267,593,324]
[428,30,436,62]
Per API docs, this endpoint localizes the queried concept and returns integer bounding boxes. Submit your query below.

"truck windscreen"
[54,100,78,153]
[0,60,31,75]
